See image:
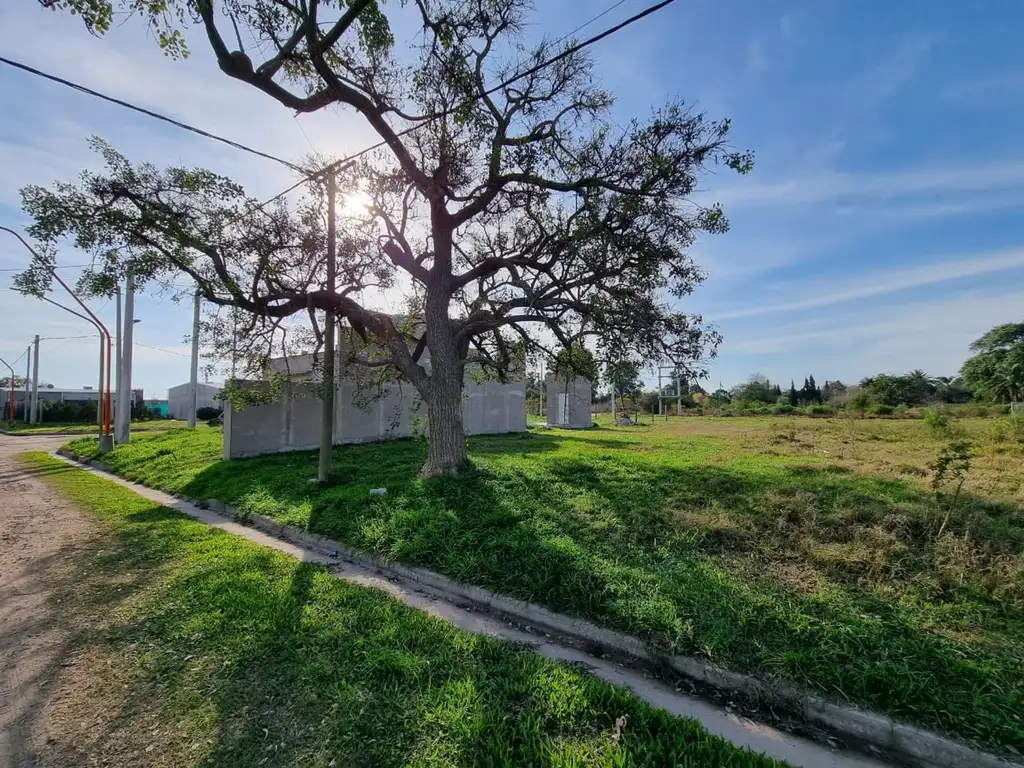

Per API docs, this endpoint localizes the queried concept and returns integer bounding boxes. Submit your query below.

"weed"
[929,441,973,538]
[924,410,950,434]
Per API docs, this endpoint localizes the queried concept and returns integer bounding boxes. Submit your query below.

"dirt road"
[0,435,89,768]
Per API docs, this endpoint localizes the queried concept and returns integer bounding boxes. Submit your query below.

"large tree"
[960,322,1024,404]
[21,0,751,474]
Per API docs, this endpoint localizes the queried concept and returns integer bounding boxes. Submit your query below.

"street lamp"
[0,355,15,427]
[38,295,108,440]
[0,226,114,451]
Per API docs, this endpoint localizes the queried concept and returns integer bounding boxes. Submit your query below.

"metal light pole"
[39,295,106,440]
[1,227,113,449]
[0,356,15,426]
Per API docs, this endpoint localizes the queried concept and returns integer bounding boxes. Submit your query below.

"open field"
[65,416,1024,754]
[12,452,781,767]
[4,420,195,435]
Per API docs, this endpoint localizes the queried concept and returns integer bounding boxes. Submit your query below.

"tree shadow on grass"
[21,492,778,767]
[287,456,1023,753]
[148,429,1024,753]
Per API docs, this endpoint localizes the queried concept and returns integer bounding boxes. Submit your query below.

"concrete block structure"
[546,376,593,428]
[167,382,223,420]
[223,377,526,460]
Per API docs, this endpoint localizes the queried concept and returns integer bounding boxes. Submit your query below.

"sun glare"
[340,190,373,217]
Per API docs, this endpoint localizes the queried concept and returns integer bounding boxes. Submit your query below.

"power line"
[0,56,302,172]
[554,0,630,44]
[39,334,96,341]
[0,263,90,273]
[136,342,192,358]
[258,0,677,208]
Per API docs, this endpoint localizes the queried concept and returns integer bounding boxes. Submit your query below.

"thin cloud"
[713,248,1024,320]
[707,159,1024,209]
[710,289,1024,385]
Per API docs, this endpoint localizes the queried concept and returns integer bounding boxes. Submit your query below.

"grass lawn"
[20,452,782,767]
[5,419,194,435]
[65,417,1024,754]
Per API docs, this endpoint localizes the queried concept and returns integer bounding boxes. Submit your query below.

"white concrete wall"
[168,383,223,420]
[546,377,593,428]
[223,377,527,460]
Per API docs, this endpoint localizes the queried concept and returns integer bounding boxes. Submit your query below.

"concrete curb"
[55,446,1023,768]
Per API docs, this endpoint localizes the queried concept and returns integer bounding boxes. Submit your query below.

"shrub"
[869,404,894,416]
[959,404,988,418]
[40,399,97,423]
[775,404,795,415]
[924,410,950,434]
[807,404,832,416]
[196,406,222,421]
[848,390,871,414]
[989,417,1024,444]
[893,403,909,416]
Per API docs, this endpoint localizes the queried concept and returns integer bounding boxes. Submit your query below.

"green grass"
[64,417,1024,754]
[21,452,781,767]
[5,419,194,435]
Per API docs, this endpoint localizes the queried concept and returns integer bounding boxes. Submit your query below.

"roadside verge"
[55,446,1022,768]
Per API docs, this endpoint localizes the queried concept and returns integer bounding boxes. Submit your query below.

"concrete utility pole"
[116,275,135,444]
[30,334,39,424]
[318,170,337,484]
[677,373,682,416]
[24,349,30,422]
[115,284,122,429]
[188,289,201,429]
[611,386,616,423]
[230,308,238,382]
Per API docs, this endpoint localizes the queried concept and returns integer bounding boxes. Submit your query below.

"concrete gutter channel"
[53,447,1021,768]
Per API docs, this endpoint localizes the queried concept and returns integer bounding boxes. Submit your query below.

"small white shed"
[167,382,223,420]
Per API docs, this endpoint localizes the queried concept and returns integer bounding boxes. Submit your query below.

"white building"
[167,382,223,420]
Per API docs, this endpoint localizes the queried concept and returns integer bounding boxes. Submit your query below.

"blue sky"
[1,0,1023,397]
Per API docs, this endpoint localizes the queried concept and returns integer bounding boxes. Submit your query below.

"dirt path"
[0,436,90,768]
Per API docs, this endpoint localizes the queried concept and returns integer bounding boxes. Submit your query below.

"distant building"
[0,386,142,420]
[167,382,223,419]
[145,399,169,417]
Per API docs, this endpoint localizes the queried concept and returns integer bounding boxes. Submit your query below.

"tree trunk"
[421,225,467,476]
[423,365,467,476]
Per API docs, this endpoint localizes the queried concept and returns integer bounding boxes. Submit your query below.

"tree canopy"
[21,0,751,473]
[960,322,1024,403]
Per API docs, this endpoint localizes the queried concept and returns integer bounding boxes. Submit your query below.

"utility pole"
[24,349,30,422]
[677,373,682,416]
[318,170,337,484]
[116,275,135,444]
[115,284,122,432]
[230,308,238,382]
[31,334,40,424]
[610,385,616,424]
[188,289,201,429]
[539,360,546,419]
